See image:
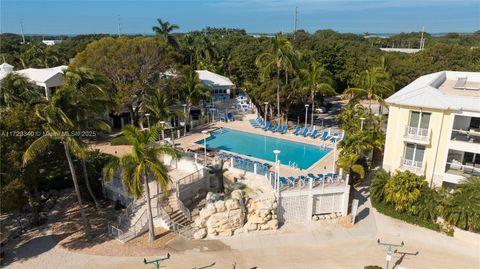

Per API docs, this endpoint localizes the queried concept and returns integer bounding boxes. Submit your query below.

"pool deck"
[175,113,341,177]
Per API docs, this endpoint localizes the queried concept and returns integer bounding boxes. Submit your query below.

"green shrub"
[443,176,480,232]
[372,198,441,232]
[110,135,131,145]
[364,266,382,269]
[384,170,427,214]
[0,179,27,213]
[369,169,389,203]
[416,186,442,222]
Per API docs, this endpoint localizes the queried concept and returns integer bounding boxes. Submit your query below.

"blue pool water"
[195,128,331,169]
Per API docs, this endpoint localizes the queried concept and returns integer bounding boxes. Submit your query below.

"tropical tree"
[61,67,111,208]
[383,170,427,214]
[195,35,219,67]
[443,176,480,231]
[0,73,42,107]
[23,87,93,239]
[104,125,181,241]
[369,169,390,203]
[152,19,179,49]
[300,60,336,127]
[256,34,295,118]
[178,66,210,123]
[143,88,178,126]
[343,62,394,112]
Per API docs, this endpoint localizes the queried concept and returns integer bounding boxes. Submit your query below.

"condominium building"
[382,71,480,187]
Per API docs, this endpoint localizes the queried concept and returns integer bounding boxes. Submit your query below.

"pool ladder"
[288,161,298,169]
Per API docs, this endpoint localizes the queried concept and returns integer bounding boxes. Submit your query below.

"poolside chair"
[287,176,297,185]
[307,173,317,181]
[298,175,307,185]
[309,129,319,138]
[291,126,301,135]
[263,121,271,130]
[279,176,289,186]
[278,125,287,134]
[300,127,310,137]
[219,113,226,122]
[316,174,325,183]
[319,130,329,140]
[270,124,279,132]
[329,132,339,143]
[227,113,234,122]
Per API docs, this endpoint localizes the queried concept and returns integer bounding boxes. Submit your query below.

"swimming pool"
[195,128,331,169]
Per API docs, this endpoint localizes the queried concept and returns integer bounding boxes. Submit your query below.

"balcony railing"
[404,126,430,143]
[445,162,480,177]
[400,158,425,174]
[450,129,480,144]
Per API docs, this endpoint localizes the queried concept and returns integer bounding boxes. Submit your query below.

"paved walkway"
[4,186,479,269]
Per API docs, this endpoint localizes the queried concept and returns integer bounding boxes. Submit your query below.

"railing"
[400,157,424,174]
[172,222,195,239]
[450,129,480,144]
[404,126,430,141]
[116,198,145,228]
[232,157,269,176]
[177,168,205,187]
[176,198,192,221]
[445,162,480,176]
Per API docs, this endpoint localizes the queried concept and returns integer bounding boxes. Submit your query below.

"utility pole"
[117,15,122,37]
[293,6,298,34]
[377,239,404,269]
[20,20,26,44]
[420,26,425,49]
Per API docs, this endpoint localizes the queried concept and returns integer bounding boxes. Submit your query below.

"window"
[403,143,425,166]
[409,111,431,130]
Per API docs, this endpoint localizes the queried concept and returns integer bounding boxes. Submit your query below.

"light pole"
[210,108,216,123]
[304,104,309,128]
[159,121,165,141]
[273,150,281,193]
[145,113,151,129]
[264,102,268,122]
[332,138,337,173]
[360,117,366,130]
[202,130,208,167]
[377,239,404,269]
[182,104,187,136]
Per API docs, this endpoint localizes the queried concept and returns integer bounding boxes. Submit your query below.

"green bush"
[443,176,480,232]
[364,266,382,269]
[0,179,28,213]
[384,170,427,214]
[372,198,441,232]
[110,135,131,145]
[369,169,389,203]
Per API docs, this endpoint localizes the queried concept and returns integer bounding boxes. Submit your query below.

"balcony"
[403,126,431,145]
[399,157,425,175]
[450,129,480,144]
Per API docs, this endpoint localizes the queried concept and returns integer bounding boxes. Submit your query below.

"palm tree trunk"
[82,159,100,208]
[311,89,315,128]
[144,169,155,241]
[276,68,280,119]
[63,141,92,239]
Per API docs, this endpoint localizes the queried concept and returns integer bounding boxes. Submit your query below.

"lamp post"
[145,113,151,129]
[273,150,281,193]
[264,102,268,122]
[182,104,187,136]
[332,138,337,173]
[159,121,165,141]
[377,239,404,269]
[202,130,208,167]
[304,104,309,128]
[210,108,216,123]
[360,117,366,130]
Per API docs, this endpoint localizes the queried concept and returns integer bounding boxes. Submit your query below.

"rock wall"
[193,189,278,239]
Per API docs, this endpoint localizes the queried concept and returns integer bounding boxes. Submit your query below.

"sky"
[1,0,479,35]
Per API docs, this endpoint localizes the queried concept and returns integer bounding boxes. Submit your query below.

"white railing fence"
[404,126,429,138]
[400,157,425,174]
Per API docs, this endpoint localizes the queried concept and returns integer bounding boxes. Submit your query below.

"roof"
[16,66,67,83]
[196,70,234,88]
[386,71,480,112]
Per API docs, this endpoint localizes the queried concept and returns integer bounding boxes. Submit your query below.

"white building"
[196,70,234,101]
[383,71,480,186]
[0,63,67,99]
[42,40,64,46]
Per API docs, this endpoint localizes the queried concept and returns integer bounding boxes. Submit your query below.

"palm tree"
[0,73,42,107]
[152,19,179,48]
[300,60,336,127]
[195,35,219,66]
[61,67,111,208]
[104,125,180,241]
[443,176,480,231]
[143,89,178,125]
[179,66,211,125]
[256,34,295,119]
[23,88,93,239]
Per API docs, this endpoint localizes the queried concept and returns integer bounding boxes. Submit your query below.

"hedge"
[371,198,441,232]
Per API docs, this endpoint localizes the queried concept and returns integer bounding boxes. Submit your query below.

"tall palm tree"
[104,125,180,241]
[23,88,93,239]
[179,66,211,124]
[256,34,295,118]
[143,89,178,125]
[195,35,219,66]
[0,73,42,107]
[300,60,336,127]
[343,65,394,112]
[61,67,111,208]
[152,19,179,48]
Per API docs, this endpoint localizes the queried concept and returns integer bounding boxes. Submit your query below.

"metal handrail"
[177,198,192,221]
